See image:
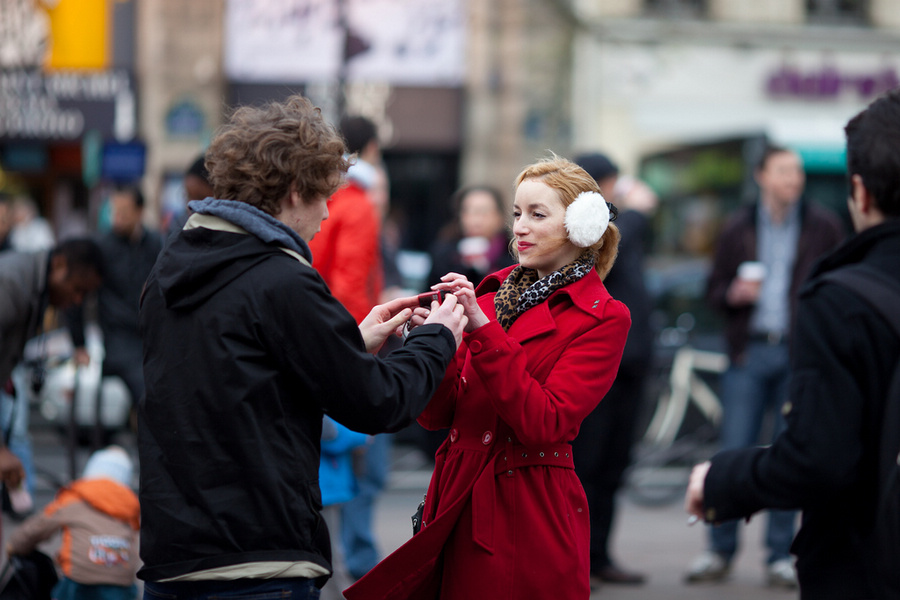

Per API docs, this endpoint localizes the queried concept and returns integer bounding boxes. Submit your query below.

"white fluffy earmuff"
[564,191,610,248]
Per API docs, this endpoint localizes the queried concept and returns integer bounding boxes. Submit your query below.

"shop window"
[645,0,706,18]
[806,0,868,24]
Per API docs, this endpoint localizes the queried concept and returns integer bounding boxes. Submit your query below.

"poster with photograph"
[224,0,464,85]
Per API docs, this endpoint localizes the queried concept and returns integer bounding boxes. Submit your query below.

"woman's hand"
[421,293,468,349]
[433,272,490,333]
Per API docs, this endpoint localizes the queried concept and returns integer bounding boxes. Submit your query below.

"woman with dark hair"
[427,185,515,289]
[346,156,631,600]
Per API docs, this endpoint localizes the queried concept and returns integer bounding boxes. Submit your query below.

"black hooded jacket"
[137,217,455,581]
[703,219,900,599]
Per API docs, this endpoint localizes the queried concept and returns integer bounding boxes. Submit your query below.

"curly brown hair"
[205,95,349,216]
[514,156,620,280]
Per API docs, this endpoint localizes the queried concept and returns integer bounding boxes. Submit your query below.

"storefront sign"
[0,69,135,141]
[766,65,899,100]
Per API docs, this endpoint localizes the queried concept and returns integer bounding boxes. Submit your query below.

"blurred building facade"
[566,0,899,339]
[2,0,899,256]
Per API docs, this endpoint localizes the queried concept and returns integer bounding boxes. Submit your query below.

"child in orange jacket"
[6,446,140,600]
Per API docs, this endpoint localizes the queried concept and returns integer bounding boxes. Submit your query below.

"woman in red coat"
[345,156,631,600]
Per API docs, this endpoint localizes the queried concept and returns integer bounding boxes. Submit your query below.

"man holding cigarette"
[685,145,844,587]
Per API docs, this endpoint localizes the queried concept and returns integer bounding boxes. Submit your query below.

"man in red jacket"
[308,115,383,323]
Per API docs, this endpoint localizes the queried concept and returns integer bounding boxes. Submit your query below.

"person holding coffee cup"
[685,145,845,588]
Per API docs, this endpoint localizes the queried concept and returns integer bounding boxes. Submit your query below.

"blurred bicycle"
[625,314,728,506]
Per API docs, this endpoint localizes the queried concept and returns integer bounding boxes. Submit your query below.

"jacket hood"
[49,479,140,530]
[153,199,312,310]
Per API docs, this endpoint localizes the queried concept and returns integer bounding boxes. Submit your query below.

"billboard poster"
[224,0,465,86]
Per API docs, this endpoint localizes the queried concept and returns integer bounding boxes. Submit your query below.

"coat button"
[482,431,492,445]
[469,340,483,353]
[449,428,459,443]
[461,376,468,390]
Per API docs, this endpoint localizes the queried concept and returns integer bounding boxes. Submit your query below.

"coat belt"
[472,443,575,555]
[493,442,575,476]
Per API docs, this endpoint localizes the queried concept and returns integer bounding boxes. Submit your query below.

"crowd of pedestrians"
[1,89,898,600]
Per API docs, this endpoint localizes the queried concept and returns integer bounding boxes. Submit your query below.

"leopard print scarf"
[494,256,595,331]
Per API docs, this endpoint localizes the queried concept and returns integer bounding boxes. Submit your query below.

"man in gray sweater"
[0,239,103,500]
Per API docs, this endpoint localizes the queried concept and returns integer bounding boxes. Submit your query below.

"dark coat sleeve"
[267,265,457,435]
[703,280,894,521]
[705,209,752,315]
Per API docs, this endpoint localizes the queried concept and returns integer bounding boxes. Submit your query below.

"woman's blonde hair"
[514,156,620,279]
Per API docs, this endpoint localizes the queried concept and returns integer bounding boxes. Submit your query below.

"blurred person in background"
[69,186,163,425]
[346,156,630,600]
[686,145,844,588]
[0,238,104,534]
[137,95,466,599]
[9,195,55,253]
[319,417,369,600]
[167,153,215,243]
[6,445,140,600]
[1,193,56,505]
[370,163,405,304]
[686,87,900,600]
[572,152,656,588]
[184,153,215,203]
[427,185,515,291]
[416,185,517,463]
[308,114,383,323]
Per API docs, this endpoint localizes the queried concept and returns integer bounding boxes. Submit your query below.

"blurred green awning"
[796,145,847,174]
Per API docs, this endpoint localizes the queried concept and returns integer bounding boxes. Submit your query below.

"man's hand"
[726,279,761,307]
[685,461,711,520]
[0,446,25,489]
[422,293,467,350]
[359,296,421,354]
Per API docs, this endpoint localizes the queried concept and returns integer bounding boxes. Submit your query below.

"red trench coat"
[345,265,630,600]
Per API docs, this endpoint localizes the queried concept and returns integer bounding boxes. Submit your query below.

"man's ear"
[850,174,873,215]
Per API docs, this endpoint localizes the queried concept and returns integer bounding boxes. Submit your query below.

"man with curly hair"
[137,95,467,599]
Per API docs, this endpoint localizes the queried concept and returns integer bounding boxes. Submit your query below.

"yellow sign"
[46,0,109,70]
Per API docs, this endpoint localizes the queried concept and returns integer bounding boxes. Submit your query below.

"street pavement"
[4,424,799,599]
[380,445,800,600]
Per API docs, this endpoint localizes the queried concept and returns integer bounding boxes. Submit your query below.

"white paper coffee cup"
[737,261,767,282]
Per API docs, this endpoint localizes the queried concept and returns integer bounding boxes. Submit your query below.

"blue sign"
[166,100,205,138]
[101,141,146,181]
